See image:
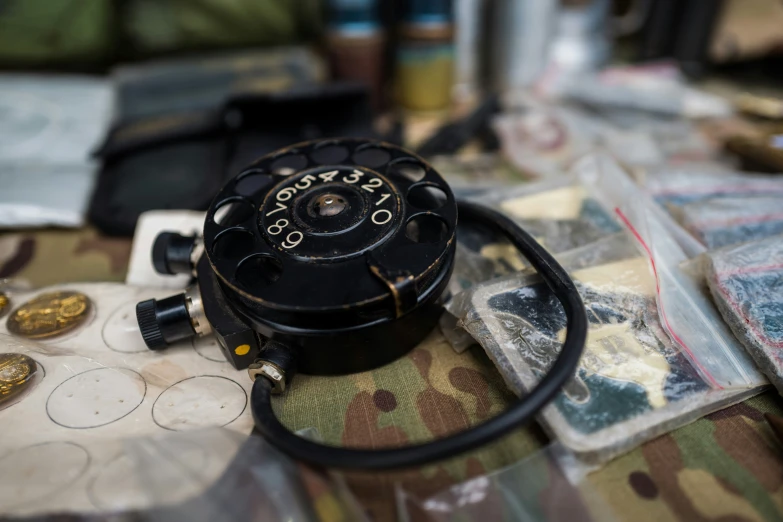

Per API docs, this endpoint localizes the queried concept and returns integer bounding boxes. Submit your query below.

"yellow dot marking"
[234,344,251,356]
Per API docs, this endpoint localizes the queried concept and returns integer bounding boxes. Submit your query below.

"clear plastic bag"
[705,235,783,394]
[674,196,783,249]
[430,153,528,191]
[441,243,504,353]
[441,176,624,354]
[0,282,252,516]
[575,153,765,389]
[0,75,111,228]
[127,428,367,521]
[0,330,365,520]
[591,107,720,165]
[492,102,612,178]
[551,63,732,119]
[467,176,623,256]
[446,175,622,308]
[399,443,615,522]
[449,232,762,463]
[641,168,783,209]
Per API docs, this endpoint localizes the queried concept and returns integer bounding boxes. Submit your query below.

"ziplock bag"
[492,103,604,178]
[674,196,783,249]
[449,233,762,463]
[575,153,765,390]
[641,169,783,209]
[0,364,364,522]
[590,107,719,165]
[441,177,623,354]
[126,428,367,521]
[398,443,615,522]
[447,175,623,304]
[551,63,732,119]
[492,101,666,178]
[705,235,783,394]
[0,282,254,516]
[0,75,111,228]
[466,176,622,258]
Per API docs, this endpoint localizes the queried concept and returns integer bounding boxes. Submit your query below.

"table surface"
[1,226,781,522]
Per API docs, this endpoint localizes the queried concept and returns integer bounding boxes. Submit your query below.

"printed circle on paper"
[0,441,90,508]
[102,301,149,353]
[46,367,146,429]
[152,376,246,431]
[191,335,227,362]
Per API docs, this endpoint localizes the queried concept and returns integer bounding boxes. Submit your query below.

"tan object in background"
[735,93,783,120]
[710,0,783,63]
[396,24,454,111]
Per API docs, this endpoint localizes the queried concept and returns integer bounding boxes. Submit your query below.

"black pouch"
[89,83,376,236]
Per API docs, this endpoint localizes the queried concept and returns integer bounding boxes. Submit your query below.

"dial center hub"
[310,193,348,217]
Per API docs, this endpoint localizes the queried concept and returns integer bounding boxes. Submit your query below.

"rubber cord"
[251,200,588,470]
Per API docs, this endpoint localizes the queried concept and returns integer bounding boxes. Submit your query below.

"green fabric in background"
[0,0,323,69]
[0,0,114,67]
[125,0,323,55]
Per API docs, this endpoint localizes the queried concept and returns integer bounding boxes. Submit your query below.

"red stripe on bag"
[615,207,722,389]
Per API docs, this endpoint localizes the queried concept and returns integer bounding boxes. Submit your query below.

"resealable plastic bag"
[0,330,365,520]
[673,196,783,249]
[0,282,256,517]
[641,169,783,209]
[493,104,605,178]
[442,176,624,353]
[466,175,623,258]
[705,235,783,394]
[448,233,763,463]
[575,153,765,390]
[399,443,615,522]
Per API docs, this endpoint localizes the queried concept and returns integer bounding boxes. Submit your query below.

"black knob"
[136,294,196,350]
[152,232,197,275]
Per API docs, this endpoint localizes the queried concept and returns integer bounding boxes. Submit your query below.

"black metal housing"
[200,138,458,375]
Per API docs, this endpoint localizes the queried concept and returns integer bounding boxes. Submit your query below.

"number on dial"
[266,202,287,216]
[371,209,392,225]
[277,187,297,202]
[294,174,316,190]
[342,170,364,184]
[318,170,339,182]
[268,219,288,235]
[360,178,383,193]
[281,231,303,249]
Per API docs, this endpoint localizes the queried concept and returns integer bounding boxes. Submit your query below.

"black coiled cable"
[250,200,588,470]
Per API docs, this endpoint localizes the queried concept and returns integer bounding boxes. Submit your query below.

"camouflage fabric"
[1,228,782,522]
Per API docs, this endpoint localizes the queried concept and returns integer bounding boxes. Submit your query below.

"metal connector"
[184,285,212,336]
[189,236,205,277]
[248,360,286,394]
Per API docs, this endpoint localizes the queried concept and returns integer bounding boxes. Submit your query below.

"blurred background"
[1,0,782,236]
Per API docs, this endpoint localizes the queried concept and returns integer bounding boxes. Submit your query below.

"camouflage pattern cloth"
[1,227,782,522]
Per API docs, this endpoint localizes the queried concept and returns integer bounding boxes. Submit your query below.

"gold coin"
[6,291,92,339]
[59,295,87,318]
[0,353,37,405]
[0,293,8,318]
